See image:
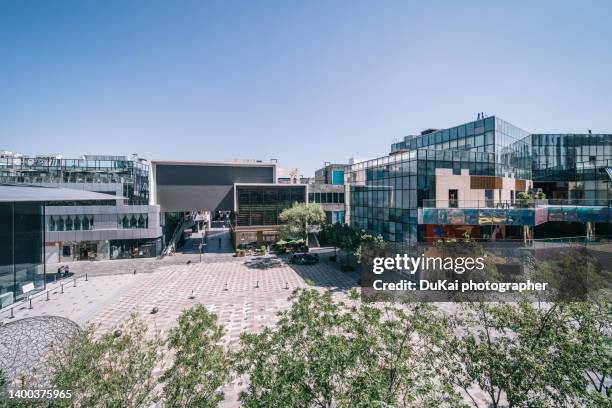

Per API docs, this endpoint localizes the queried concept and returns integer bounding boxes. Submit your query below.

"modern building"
[150,160,308,248]
[347,116,611,248]
[232,183,307,247]
[4,115,608,260]
[0,185,118,306]
[0,153,162,262]
[310,163,348,224]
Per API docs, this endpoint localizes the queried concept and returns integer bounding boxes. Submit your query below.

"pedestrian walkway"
[202,228,234,253]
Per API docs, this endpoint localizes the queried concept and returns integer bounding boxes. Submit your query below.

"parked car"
[289,253,319,265]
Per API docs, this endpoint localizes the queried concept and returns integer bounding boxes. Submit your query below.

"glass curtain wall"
[532,134,612,203]
[235,186,306,227]
[0,156,149,204]
[348,147,531,245]
[390,116,531,179]
[0,202,45,305]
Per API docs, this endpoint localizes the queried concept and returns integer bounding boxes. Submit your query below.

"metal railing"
[211,220,231,228]
[423,198,612,209]
[0,273,91,321]
[424,235,611,244]
[422,199,548,209]
[162,212,196,257]
[546,198,612,207]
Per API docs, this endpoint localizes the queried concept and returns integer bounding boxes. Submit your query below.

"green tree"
[336,225,360,266]
[235,289,464,407]
[160,304,231,408]
[48,314,162,407]
[279,202,326,246]
[446,301,612,407]
[354,230,385,264]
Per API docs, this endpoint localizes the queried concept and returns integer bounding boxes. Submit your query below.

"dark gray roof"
[0,184,122,202]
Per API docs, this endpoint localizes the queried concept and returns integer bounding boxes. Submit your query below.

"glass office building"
[347,147,527,244]
[349,116,612,245]
[0,185,122,306]
[0,153,162,263]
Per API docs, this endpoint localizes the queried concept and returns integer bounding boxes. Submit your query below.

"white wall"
[434,168,532,208]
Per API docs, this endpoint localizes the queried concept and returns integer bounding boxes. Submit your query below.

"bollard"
[255,280,259,288]
[29,298,32,310]
[285,282,289,290]
[9,307,14,319]
[46,291,50,301]
[85,273,88,282]
[61,283,64,294]
[74,278,77,287]
[133,269,136,275]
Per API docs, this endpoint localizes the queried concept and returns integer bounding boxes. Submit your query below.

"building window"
[449,189,458,208]
[65,216,73,231]
[332,170,345,185]
[48,216,56,231]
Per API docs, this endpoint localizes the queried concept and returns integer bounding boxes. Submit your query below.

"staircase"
[162,211,196,257]
[307,232,320,248]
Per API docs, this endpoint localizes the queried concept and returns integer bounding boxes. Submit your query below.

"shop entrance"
[78,242,97,261]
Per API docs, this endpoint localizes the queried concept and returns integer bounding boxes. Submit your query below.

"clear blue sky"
[1,0,611,175]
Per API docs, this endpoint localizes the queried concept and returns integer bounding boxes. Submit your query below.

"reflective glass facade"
[0,155,149,205]
[0,202,45,304]
[352,116,612,244]
[531,134,612,202]
[347,146,528,243]
[391,116,531,179]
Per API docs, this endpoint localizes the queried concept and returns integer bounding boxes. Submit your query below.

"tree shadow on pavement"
[287,263,358,292]
[243,257,286,269]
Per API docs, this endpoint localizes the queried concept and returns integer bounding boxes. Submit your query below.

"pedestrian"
[64,264,70,276]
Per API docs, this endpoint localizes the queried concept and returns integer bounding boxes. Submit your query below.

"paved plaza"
[1,248,357,407]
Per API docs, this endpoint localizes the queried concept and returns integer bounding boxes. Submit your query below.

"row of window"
[46,214,151,231]
[531,134,612,146]
[237,187,306,206]
[117,214,149,229]
[532,145,612,156]
[308,192,345,204]
[47,215,94,232]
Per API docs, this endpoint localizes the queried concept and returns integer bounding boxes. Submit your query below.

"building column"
[522,225,532,245]
[586,221,594,240]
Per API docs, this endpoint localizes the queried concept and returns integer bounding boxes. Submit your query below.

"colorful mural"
[419,205,610,227]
